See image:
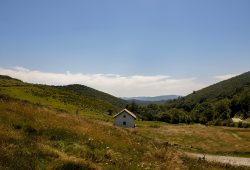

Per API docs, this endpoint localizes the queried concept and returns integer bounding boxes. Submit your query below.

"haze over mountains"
[123,95,180,102]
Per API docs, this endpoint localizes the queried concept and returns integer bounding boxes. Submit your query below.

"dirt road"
[186,152,250,167]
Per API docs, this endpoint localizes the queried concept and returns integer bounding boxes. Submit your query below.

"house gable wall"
[114,111,135,128]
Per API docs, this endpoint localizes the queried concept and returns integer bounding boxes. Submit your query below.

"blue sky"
[0,0,250,96]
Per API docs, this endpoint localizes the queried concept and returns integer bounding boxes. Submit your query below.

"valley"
[0,74,250,169]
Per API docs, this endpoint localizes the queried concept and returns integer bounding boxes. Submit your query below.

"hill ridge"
[0,75,127,118]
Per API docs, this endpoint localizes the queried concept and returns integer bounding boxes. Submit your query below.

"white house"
[113,109,136,128]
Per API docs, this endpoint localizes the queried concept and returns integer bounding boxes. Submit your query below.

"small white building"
[113,109,136,128]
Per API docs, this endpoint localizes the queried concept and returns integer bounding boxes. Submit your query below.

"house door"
[123,121,126,126]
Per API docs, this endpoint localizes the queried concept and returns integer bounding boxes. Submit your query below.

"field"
[137,122,250,157]
[0,99,183,170]
[1,76,250,169]
[1,99,250,170]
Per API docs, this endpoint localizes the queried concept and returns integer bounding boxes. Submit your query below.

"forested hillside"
[127,71,250,127]
[168,71,250,111]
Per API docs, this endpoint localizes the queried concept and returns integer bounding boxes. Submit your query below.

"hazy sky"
[0,0,250,96]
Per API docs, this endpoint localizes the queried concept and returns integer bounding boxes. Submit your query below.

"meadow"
[137,122,250,157]
[1,76,250,169]
[0,99,185,169]
[1,99,250,170]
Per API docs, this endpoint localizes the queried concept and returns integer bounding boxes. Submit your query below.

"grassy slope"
[57,84,126,109]
[0,75,127,120]
[137,123,250,157]
[1,99,250,170]
[1,75,250,169]
[186,71,250,101]
[167,71,250,108]
[0,99,185,170]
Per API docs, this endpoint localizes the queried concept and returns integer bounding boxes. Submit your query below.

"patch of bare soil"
[186,152,250,167]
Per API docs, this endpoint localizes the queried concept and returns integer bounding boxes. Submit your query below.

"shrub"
[214,120,222,126]
[149,124,161,128]
[238,122,243,128]
[242,123,250,128]
[23,125,38,135]
[228,122,235,127]
[13,124,22,130]
[54,161,95,170]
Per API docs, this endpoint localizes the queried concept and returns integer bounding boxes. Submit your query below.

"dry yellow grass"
[0,100,184,169]
[1,100,249,169]
[136,123,250,157]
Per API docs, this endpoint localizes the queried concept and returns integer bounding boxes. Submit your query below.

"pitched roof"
[113,109,137,119]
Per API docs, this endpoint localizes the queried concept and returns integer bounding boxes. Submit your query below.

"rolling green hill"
[186,71,250,105]
[166,71,250,111]
[126,71,250,125]
[0,75,127,119]
[0,97,185,170]
[1,75,248,169]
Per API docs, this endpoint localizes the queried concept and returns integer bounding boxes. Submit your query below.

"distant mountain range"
[122,95,180,102]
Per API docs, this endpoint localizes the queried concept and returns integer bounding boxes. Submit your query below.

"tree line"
[126,91,250,128]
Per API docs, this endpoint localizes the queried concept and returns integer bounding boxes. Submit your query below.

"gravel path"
[186,152,250,167]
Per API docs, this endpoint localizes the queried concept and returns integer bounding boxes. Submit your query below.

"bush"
[214,120,222,126]
[228,122,235,127]
[13,124,22,130]
[221,119,232,127]
[206,121,214,126]
[238,122,243,128]
[23,125,38,135]
[242,123,250,128]
[55,161,94,170]
[149,124,161,128]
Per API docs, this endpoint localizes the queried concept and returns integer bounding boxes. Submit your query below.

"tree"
[191,102,215,124]
[158,112,171,123]
[167,108,186,124]
[214,99,231,120]
[143,104,160,121]
[130,100,139,113]
[230,96,240,118]
[238,92,250,119]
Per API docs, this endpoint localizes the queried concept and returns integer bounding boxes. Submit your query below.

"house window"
[123,115,126,118]
[123,121,126,125]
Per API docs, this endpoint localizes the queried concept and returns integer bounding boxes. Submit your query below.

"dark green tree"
[214,99,231,120]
